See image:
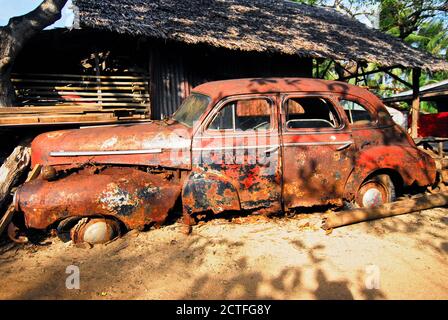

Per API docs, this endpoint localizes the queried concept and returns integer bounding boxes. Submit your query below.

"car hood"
[31,121,192,169]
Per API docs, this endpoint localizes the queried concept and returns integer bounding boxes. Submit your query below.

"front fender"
[182,169,241,215]
[16,167,181,230]
[344,145,436,199]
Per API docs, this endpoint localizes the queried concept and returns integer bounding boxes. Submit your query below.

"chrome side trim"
[194,132,279,139]
[193,145,279,152]
[281,129,349,136]
[336,141,354,151]
[49,149,163,157]
[193,141,353,151]
[283,141,353,147]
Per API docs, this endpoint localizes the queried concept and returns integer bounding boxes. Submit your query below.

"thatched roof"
[72,0,448,71]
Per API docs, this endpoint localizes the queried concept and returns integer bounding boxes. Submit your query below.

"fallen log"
[322,191,448,230]
[0,145,31,209]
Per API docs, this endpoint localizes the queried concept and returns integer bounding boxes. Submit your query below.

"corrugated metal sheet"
[149,42,313,120]
[150,48,198,120]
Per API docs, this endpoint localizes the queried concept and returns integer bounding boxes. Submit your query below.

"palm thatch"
[72,0,448,71]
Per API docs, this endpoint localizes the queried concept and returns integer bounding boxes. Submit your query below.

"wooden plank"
[14,86,147,91]
[17,91,150,97]
[0,113,117,125]
[0,116,150,127]
[0,106,101,114]
[16,97,148,102]
[12,73,150,80]
[0,110,148,119]
[17,102,148,108]
[12,79,148,85]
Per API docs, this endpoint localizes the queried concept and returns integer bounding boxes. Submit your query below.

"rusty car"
[14,78,436,244]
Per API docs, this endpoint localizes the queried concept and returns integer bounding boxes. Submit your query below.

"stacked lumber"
[0,73,151,126]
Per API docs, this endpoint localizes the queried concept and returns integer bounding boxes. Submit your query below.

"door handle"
[336,141,353,151]
[264,146,279,154]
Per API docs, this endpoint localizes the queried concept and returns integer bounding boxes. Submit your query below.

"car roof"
[192,78,381,103]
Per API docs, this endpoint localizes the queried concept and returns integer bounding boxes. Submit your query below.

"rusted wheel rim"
[70,218,121,244]
[357,181,388,208]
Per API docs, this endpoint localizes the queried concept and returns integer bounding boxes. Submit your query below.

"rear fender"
[344,145,436,199]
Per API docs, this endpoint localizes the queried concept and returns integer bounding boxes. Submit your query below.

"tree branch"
[0,0,68,106]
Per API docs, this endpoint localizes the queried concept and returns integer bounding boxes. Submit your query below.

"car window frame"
[336,94,379,128]
[281,93,346,133]
[201,94,277,136]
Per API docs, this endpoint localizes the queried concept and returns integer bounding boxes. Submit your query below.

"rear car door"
[280,94,356,209]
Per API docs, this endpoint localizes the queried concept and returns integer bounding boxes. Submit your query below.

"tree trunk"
[0,28,16,106]
[0,0,68,107]
[0,145,31,209]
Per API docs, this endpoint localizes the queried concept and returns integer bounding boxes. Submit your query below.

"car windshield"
[172,93,211,127]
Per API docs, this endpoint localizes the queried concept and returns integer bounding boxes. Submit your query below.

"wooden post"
[411,68,421,139]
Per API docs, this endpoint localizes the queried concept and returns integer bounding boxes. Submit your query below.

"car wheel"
[354,174,396,208]
[70,217,122,244]
[57,216,122,244]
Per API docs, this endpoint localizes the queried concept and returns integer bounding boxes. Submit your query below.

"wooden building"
[3,0,448,126]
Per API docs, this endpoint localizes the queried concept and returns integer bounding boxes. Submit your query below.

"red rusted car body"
[15,78,436,240]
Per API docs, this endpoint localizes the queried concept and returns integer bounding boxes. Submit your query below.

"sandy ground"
[0,207,447,300]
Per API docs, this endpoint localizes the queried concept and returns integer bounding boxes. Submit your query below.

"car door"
[192,94,282,213]
[280,93,356,209]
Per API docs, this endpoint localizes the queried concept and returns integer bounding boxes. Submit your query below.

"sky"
[0,0,74,28]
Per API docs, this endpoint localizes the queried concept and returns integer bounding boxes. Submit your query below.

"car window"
[208,98,271,132]
[172,93,211,127]
[340,99,373,126]
[285,97,340,129]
